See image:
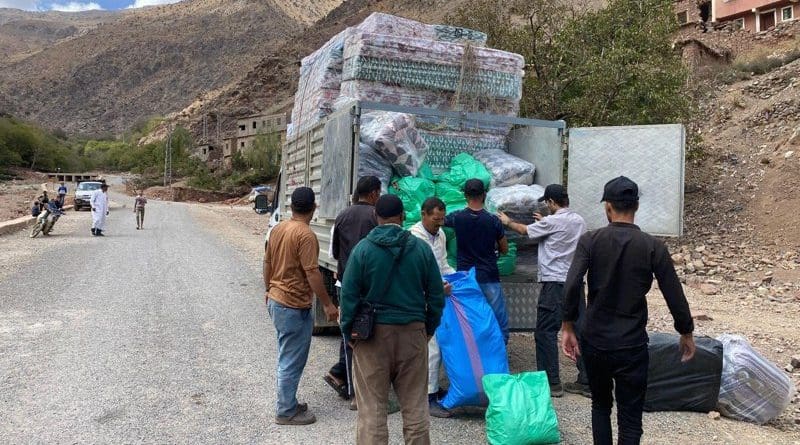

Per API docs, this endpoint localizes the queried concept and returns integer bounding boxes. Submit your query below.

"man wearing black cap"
[264,186,339,426]
[498,184,588,398]
[561,176,696,445]
[339,194,445,445]
[324,176,381,402]
[445,178,510,343]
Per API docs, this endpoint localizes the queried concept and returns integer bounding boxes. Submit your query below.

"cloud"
[0,0,41,10]
[126,0,181,8]
[49,1,102,11]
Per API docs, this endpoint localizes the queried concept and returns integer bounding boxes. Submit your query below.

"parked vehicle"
[74,181,103,211]
[270,100,686,333]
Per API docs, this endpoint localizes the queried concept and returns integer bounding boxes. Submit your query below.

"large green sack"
[497,242,517,276]
[438,153,491,189]
[483,372,561,445]
[435,181,467,213]
[416,162,437,182]
[388,176,435,228]
[443,226,458,270]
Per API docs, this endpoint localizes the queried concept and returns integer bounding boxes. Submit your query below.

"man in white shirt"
[90,183,109,236]
[499,184,588,398]
[409,197,454,418]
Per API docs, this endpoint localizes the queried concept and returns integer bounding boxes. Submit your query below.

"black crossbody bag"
[350,233,408,341]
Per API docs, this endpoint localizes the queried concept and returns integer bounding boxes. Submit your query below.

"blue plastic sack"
[436,268,509,409]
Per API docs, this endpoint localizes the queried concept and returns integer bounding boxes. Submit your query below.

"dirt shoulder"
[188,201,800,444]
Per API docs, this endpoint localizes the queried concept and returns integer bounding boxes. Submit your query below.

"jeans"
[478,282,509,344]
[581,341,649,445]
[535,282,588,385]
[267,299,313,417]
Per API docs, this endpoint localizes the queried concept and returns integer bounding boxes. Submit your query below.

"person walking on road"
[325,176,380,402]
[409,197,455,418]
[498,184,589,398]
[90,183,109,236]
[134,192,148,230]
[444,178,510,344]
[57,182,67,202]
[561,176,696,445]
[339,194,445,445]
[263,186,338,426]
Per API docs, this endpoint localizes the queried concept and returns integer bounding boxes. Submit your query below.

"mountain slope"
[0,0,343,135]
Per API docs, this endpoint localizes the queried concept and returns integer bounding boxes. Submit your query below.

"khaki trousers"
[353,322,430,445]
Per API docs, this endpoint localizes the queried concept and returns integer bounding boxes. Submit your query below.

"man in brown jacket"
[264,186,338,425]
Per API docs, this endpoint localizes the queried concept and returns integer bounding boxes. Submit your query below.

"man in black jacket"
[324,176,381,401]
[561,176,696,445]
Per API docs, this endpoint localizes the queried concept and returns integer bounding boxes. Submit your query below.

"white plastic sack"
[486,184,546,225]
[474,149,535,188]
[360,112,428,177]
[716,334,796,424]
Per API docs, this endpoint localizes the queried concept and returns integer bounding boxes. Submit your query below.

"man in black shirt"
[325,176,380,402]
[561,176,696,445]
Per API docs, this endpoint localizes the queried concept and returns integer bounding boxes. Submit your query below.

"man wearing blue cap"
[561,176,696,445]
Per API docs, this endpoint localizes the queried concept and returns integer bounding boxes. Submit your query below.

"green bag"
[435,181,467,213]
[483,372,561,445]
[388,176,435,228]
[416,162,437,182]
[443,226,458,270]
[438,153,491,189]
[497,242,517,276]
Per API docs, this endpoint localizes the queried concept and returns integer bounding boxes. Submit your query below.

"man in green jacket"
[340,194,445,445]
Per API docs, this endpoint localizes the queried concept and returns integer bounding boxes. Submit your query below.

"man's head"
[375,194,404,226]
[463,178,486,207]
[101,183,109,192]
[538,184,569,213]
[420,197,446,234]
[355,176,382,205]
[290,186,316,216]
[601,176,639,222]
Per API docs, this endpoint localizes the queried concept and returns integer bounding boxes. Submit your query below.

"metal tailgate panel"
[319,110,354,220]
[567,124,685,236]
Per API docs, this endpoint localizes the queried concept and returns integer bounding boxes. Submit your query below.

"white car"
[73,181,103,211]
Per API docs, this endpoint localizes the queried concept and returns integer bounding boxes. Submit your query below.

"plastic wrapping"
[435,181,466,214]
[496,242,517,276]
[438,153,491,190]
[360,112,428,177]
[716,334,796,424]
[357,143,393,194]
[437,268,510,409]
[474,149,535,188]
[644,333,723,413]
[388,176,435,227]
[483,372,561,445]
[420,131,507,173]
[486,184,546,225]
[357,13,487,45]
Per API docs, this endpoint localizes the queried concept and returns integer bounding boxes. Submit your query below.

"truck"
[269,100,686,334]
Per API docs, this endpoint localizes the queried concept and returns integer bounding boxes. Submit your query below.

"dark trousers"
[581,341,649,445]
[535,282,588,385]
[330,339,354,397]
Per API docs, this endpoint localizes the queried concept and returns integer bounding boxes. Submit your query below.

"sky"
[0,0,182,11]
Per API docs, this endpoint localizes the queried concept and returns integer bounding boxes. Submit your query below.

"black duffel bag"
[644,332,723,413]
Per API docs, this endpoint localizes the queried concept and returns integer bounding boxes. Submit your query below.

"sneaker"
[429,400,452,418]
[275,407,316,425]
[323,373,349,399]
[91,228,96,235]
[95,231,104,237]
[550,383,564,398]
[564,382,591,398]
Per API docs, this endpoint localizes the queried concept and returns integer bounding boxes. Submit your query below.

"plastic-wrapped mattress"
[486,185,546,225]
[474,149,535,188]
[360,112,428,177]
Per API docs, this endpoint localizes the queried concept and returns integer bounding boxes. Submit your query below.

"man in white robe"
[90,183,109,236]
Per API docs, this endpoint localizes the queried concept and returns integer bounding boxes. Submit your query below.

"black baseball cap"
[601,176,639,202]
[538,184,567,202]
[291,186,315,213]
[375,194,404,218]
[463,178,486,197]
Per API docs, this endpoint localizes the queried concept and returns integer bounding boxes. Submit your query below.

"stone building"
[222,112,288,168]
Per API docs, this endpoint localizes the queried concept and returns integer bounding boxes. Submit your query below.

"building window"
[733,18,745,30]
[252,121,257,129]
[782,6,793,21]
[241,142,245,148]
[677,10,688,25]
[239,125,245,131]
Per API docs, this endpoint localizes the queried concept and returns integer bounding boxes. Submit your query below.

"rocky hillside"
[0,0,344,136]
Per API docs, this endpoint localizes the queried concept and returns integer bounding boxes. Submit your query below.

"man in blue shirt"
[445,178,510,343]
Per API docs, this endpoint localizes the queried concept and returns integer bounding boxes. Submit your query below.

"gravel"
[0,194,797,444]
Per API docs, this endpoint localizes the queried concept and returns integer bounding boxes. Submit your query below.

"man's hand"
[323,303,339,322]
[443,281,452,296]
[497,211,511,226]
[533,212,543,222]
[561,323,581,362]
[679,333,696,363]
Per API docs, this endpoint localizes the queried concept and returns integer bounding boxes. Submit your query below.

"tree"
[447,0,692,127]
